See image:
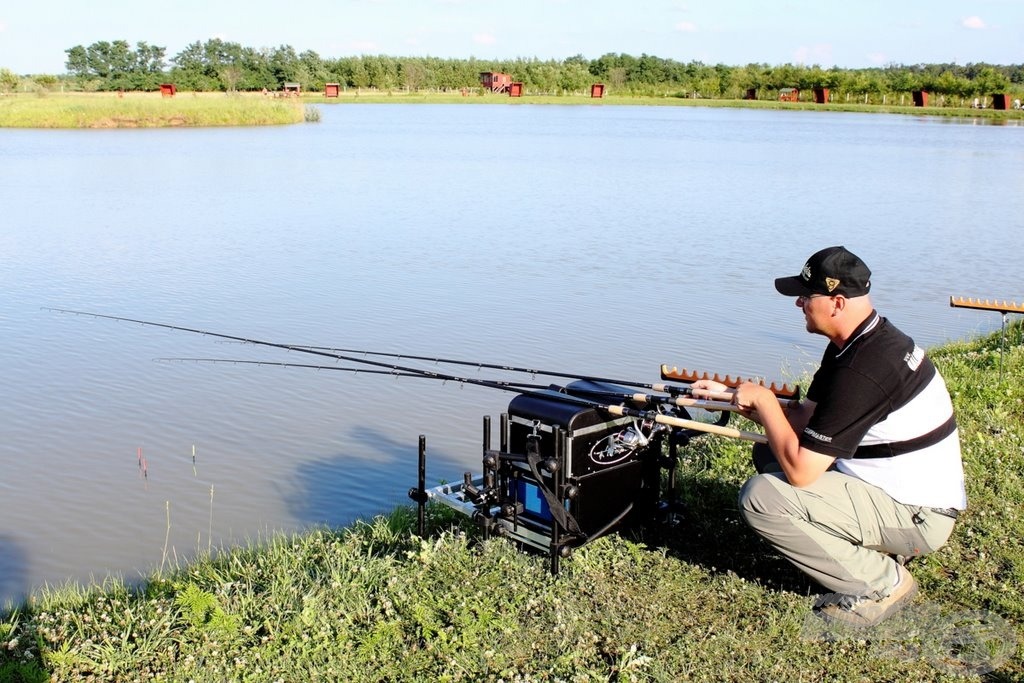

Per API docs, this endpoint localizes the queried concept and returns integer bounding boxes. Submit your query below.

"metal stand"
[950,297,1023,382]
[409,381,736,574]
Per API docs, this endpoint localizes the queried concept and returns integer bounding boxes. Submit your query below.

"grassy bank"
[3,90,1023,128]
[0,92,308,128]
[1,322,1021,681]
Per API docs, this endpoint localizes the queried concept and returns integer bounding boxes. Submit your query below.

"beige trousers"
[739,467,956,599]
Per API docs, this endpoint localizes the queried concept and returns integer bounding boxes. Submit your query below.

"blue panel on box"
[516,480,551,519]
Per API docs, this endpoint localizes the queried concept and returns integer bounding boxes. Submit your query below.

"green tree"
[927,70,963,104]
[769,63,802,91]
[885,67,919,96]
[34,74,59,91]
[239,48,275,90]
[350,58,370,89]
[523,60,558,94]
[558,61,590,94]
[975,66,1010,96]
[400,60,427,91]
[52,44,1023,101]
[0,68,18,93]
[63,40,165,90]
[65,45,89,79]
[170,40,217,90]
[300,50,329,90]
[362,55,399,90]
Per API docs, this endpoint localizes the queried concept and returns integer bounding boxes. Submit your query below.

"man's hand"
[691,380,772,424]
[689,379,730,397]
[694,379,832,486]
[732,381,781,422]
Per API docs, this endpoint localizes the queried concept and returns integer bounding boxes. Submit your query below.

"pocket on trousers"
[845,481,882,548]
[917,512,956,553]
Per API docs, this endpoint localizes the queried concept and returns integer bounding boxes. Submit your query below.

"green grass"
[1,322,1022,681]
[0,92,308,128]
[4,89,1022,128]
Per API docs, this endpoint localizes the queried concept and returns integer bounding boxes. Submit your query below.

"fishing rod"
[159,357,749,414]
[158,359,765,441]
[247,344,797,406]
[46,307,526,387]
[47,307,699,398]
[47,308,766,443]
[156,358,550,391]
[49,307,570,395]
[268,344,699,396]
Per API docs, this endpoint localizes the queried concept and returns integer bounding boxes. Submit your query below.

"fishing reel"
[588,414,669,465]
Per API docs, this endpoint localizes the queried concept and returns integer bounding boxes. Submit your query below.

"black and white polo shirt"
[802,311,967,509]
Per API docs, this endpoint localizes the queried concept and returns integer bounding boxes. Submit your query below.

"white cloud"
[0,20,7,33]
[473,32,496,46]
[866,52,888,66]
[674,21,698,33]
[962,16,986,30]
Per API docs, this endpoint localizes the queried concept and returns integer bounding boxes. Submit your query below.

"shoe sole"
[816,569,919,629]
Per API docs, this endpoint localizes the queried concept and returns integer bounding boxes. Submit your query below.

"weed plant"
[0,92,306,128]
[0,322,1021,681]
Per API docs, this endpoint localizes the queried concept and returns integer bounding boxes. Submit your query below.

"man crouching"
[692,246,966,628]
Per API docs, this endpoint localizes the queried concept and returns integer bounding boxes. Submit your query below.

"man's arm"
[692,380,834,487]
[739,383,834,487]
[785,398,815,433]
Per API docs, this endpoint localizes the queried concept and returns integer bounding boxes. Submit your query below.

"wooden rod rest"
[949,296,1024,315]
[660,366,800,399]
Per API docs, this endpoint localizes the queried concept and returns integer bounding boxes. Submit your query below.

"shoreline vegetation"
[1,322,1021,681]
[4,44,1021,127]
[0,92,308,128]
[1,89,1023,129]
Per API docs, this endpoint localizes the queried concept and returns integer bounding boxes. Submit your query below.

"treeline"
[10,38,1024,102]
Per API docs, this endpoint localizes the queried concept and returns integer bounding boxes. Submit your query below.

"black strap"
[524,436,583,537]
[853,414,958,459]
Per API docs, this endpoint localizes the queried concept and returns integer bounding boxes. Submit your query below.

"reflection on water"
[1,104,1022,605]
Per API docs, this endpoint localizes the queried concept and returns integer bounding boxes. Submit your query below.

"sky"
[1,0,1021,75]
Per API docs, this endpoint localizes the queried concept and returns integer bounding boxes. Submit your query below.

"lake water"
[1,103,1022,607]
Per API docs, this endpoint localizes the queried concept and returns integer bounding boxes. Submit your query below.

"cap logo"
[801,263,812,281]
[825,277,840,292]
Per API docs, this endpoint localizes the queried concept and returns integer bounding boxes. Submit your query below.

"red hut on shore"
[480,72,512,93]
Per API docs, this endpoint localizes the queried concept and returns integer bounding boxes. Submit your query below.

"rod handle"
[604,405,767,443]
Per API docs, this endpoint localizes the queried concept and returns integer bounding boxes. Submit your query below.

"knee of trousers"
[737,473,791,530]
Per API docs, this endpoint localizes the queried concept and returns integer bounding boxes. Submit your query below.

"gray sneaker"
[813,563,918,628]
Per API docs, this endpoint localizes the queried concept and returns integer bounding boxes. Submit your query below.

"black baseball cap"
[774,246,872,297]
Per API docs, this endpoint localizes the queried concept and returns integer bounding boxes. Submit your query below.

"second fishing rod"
[48,308,767,443]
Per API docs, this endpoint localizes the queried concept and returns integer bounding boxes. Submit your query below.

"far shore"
[2,89,1023,128]
[0,91,307,128]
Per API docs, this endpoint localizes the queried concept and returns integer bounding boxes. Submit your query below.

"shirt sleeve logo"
[904,345,925,371]
[803,427,833,444]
